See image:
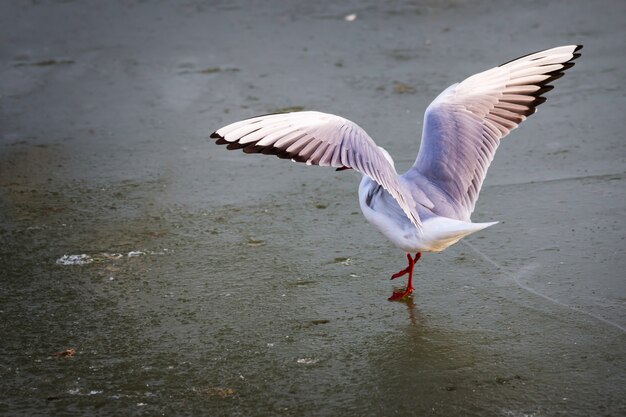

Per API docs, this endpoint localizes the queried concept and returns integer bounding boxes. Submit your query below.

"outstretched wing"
[211,111,423,231]
[406,45,582,220]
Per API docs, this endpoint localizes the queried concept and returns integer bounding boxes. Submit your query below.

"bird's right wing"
[211,111,423,231]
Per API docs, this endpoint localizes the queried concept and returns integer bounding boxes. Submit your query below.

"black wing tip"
[503,45,582,117]
[211,131,229,146]
[226,142,248,150]
[232,141,296,160]
[209,126,298,161]
[499,44,584,68]
[528,45,582,107]
[211,130,229,145]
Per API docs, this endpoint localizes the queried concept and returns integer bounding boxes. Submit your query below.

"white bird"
[211,45,582,300]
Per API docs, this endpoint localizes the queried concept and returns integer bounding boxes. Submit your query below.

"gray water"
[1,1,625,416]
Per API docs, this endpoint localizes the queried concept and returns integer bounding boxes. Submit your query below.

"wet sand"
[1,0,625,416]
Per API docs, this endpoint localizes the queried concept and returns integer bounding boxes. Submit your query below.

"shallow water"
[1,168,624,416]
[1,0,625,416]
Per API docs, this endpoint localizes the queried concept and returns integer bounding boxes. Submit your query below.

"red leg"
[389,252,421,301]
[390,252,421,280]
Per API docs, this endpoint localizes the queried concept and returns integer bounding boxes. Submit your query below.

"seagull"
[210,45,582,300]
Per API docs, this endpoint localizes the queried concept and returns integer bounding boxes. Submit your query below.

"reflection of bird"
[211,45,582,300]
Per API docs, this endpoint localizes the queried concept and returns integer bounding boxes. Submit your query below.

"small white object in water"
[56,254,93,265]
[101,253,123,260]
[297,358,318,365]
[344,13,357,21]
[127,251,145,257]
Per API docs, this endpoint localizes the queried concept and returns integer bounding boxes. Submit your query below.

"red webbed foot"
[388,285,414,301]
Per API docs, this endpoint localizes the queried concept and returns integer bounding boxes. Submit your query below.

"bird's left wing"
[211,111,423,231]
[406,45,582,220]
